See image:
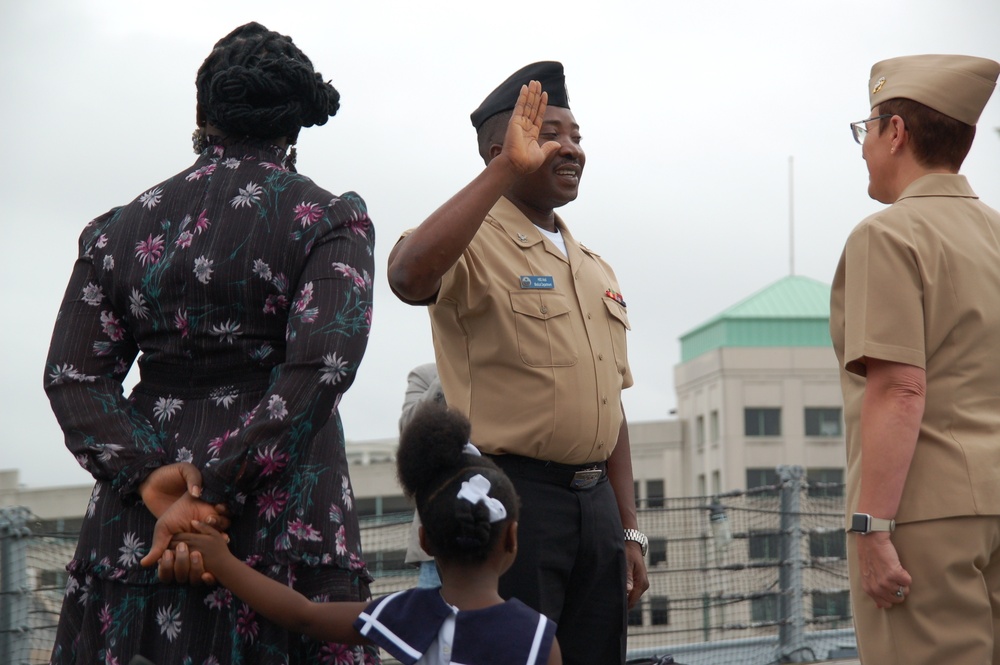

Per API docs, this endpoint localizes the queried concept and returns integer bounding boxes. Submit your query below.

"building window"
[369,549,408,575]
[751,593,780,623]
[356,497,377,517]
[745,408,781,437]
[633,480,640,509]
[646,479,664,508]
[812,591,851,620]
[710,410,719,443]
[807,468,844,498]
[809,530,846,559]
[356,495,410,518]
[748,530,781,560]
[711,470,721,495]
[628,604,643,626]
[697,474,706,497]
[382,495,413,514]
[746,468,779,497]
[37,568,69,592]
[650,597,671,625]
[33,517,85,535]
[805,408,842,437]
[696,415,705,448]
[649,538,668,566]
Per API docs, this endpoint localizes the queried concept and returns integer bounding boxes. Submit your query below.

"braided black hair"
[397,403,519,563]
[196,22,340,139]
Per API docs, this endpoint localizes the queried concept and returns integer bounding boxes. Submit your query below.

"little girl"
[175,404,561,665]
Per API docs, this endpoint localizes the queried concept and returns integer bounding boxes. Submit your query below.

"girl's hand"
[172,520,235,583]
[140,494,228,573]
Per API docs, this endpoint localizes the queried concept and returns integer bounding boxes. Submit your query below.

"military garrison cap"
[470,61,570,130]
[869,54,1000,125]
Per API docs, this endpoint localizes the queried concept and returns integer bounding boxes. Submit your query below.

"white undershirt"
[536,226,567,257]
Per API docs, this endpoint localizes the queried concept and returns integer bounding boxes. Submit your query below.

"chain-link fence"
[1,466,856,665]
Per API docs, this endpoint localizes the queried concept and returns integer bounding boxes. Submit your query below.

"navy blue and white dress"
[354,587,556,665]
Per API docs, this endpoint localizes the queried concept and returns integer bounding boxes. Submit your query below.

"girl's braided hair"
[396,403,519,563]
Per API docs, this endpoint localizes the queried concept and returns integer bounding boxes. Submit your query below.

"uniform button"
[587,313,592,319]
[598,353,604,361]
[540,305,548,314]
[602,397,608,404]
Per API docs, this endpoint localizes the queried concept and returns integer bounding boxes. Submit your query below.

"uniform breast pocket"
[509,291,579,367]
[603,297,630,374]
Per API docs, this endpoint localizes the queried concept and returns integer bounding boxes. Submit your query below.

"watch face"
[850,513,869,533]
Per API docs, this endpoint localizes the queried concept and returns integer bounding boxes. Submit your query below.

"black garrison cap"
[470,61,570,130]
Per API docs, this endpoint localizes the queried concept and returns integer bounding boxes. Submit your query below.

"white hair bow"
[456,473,507,523]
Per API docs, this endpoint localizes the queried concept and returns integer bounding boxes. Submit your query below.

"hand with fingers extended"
[139,491,230,585]
[499,80,561,176]
[139,462,205,518]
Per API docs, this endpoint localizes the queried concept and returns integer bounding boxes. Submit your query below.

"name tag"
[519,275,554,290]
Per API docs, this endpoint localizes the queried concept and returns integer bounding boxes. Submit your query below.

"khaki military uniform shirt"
[830,174,1000,523]
[428,196,632,464]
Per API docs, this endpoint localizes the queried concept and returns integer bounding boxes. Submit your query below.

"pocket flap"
[603,297,631,330]
[509,292,572,321]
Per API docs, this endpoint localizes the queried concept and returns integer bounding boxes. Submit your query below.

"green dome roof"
[679,276,832,362]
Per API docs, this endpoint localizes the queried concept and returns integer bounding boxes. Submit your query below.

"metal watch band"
[624,528,648,556]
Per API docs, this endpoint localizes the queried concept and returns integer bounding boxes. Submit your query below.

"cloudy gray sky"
[3,0,999,488]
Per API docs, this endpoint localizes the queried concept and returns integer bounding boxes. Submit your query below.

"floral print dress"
[44,138,379,665]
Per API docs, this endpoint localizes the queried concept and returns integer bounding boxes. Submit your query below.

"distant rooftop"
[680,275,832,362]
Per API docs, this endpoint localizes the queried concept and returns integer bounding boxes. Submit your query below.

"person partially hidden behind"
[387,62,648,664]
[176,404,562,665]
[400,362,446,588]
[832,54,1000,665]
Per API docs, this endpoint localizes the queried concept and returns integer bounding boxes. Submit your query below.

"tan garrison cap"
[869,54,1000,125]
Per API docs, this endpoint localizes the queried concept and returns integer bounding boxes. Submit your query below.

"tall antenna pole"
[788,156,795,276]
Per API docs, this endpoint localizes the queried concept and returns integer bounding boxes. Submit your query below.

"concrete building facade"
[675,275,846,498]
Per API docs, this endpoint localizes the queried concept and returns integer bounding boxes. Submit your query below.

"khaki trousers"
[849,516,1000,665]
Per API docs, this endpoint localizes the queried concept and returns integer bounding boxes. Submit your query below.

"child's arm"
[173,521,370,644]
[547,636,562,665]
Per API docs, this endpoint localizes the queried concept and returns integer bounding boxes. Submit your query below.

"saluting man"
[388,62,648,664]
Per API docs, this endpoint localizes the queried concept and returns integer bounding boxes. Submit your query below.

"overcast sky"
[3,0,999,488]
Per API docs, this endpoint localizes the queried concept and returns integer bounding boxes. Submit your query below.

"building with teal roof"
[669,274,846,498]
[679,275,833,363]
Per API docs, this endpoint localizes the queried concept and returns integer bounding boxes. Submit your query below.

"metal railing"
[1,466,856,665]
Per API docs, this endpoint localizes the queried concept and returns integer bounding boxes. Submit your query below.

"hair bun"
[396,403,471,502]
[196,23,341,139]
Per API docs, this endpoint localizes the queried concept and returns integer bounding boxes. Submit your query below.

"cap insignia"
[872,76,886,94]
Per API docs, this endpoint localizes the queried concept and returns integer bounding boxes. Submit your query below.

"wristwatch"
[847,513,895,534]
[624,528,648,556]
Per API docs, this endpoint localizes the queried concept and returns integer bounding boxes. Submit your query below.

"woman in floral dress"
[43,22,379,664]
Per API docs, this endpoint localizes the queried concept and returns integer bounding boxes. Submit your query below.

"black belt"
[487,453,607,490]
[134,361,273,398]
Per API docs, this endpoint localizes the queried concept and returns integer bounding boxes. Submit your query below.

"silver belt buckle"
[571,468,602,490]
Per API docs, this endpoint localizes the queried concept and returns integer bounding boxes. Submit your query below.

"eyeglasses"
[850,114,893,145]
